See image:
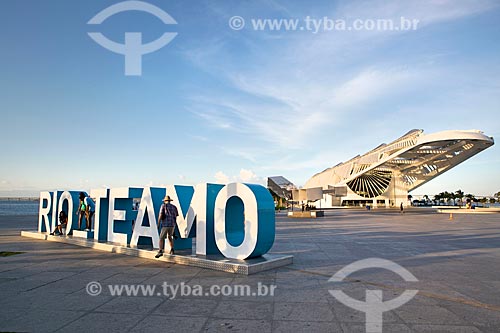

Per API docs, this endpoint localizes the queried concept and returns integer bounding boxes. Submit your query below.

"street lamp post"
[286,184,295,212]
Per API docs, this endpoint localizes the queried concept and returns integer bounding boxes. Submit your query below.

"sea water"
[0,200,39,215]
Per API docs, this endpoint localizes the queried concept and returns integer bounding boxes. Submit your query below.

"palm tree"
[450,192,457,206]
[442,191,452,205]
[433,193,441,205]
[455,190,464,207]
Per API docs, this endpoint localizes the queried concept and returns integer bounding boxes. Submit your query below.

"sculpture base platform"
[287,210,325,218]
[20,231,293,275]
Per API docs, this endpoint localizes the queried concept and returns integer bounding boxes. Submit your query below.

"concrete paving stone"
[21,271,81,283]
[340,322,414,333]
[413,280,476,302]
[43,261,104,273]
[194,269,242,278]
[58,312,144,332]
[129,314,208,332]
[140,275,195,287]
[0,263,41,276]
[100,272,151,285]
[475,326,500,333]
[273,284,331,303]
[69,270,122,283]
[394,304,469,325]
[292,252,332,261]
[273,302,335,321]
[275,267,314,278]
[186,277,235,288]
[77,266,132,277]
[0,304,25,323]
[95,295,166,314]
[274,277,322,290]
[411,324,482,332]
[0,309,86,333]
[123,266,165,276]
[0,287,76,310]
[275,273,322,288]
[11,261,72,274]
[231,274,276,284]
[404,294,440,306]
[0,276,57,293]
[148,269,202,280]
[203,318,272,333]
[211,300,273,320]
[439,301,500,330]
[331,303,403,324]
[325,282,382,304]
[273,320,343,332]
[42,290,114,312]
[154,298,218,317]
[32,277,90,294]
[450,283,500,306]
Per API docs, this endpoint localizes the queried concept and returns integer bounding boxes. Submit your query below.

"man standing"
[156,195,178,258]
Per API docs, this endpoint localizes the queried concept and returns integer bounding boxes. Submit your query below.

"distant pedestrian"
[400,202,404,214]
[156,195,178,258]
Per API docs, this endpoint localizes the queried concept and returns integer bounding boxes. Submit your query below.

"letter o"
[58,191,75,235]
[214,183,275,259]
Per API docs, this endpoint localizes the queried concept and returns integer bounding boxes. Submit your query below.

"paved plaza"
[1,209,500,332]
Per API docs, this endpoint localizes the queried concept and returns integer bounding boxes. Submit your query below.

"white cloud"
[239,169,260,183]
[221,148,258,163]
[189,65,423,153]
[337,0,499,27]
[214,171,230,184]
[213,169,265,185]
[332,68,420,107]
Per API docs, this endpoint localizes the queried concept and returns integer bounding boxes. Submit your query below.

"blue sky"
[1,0,499,197]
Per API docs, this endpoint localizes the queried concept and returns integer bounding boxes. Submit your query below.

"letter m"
[165,183,223,255]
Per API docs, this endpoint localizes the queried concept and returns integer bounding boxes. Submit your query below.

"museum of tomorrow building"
[302,129,494,208]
